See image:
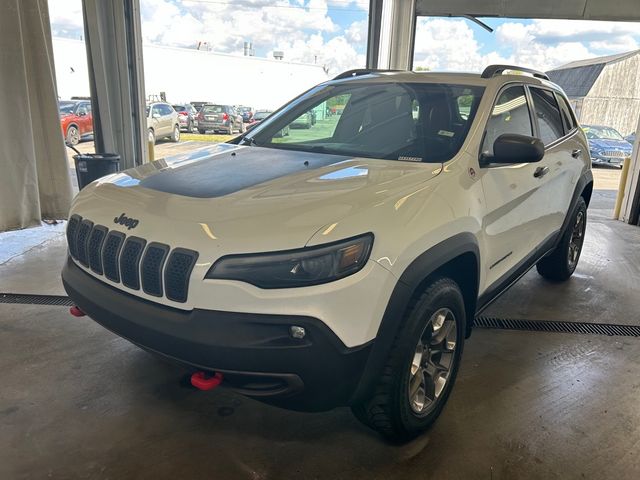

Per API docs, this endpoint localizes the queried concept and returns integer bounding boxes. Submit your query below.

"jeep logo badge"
[114,213,139,230]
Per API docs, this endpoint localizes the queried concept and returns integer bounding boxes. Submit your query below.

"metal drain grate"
[475,316,640,337]
[0,293,75,306]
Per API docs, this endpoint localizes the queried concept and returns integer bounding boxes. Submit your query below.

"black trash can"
[73,153,120,190]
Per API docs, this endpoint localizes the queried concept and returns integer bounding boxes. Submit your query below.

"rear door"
[75,103,91,135]
[526,86,583,236]
[160,104,174,136]
[478,84,557,288]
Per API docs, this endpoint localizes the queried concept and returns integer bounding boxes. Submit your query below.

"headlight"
[205,233,374,288]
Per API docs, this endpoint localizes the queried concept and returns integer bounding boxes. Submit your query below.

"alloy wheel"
[568,210,585,269]
[408,308,457,415]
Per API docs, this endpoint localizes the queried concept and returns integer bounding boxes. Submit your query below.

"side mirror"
[77,111,86,117]
[482,133,544,164]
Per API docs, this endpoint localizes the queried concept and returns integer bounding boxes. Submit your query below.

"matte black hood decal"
[138,146,347,198]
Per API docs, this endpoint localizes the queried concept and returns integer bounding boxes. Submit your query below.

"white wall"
[580,53,640,136]
[52,37,329,110]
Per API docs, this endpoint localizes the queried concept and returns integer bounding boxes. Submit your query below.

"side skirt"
[476,229,560,315]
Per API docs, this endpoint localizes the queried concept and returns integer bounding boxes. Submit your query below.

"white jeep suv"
[62,65,592,441]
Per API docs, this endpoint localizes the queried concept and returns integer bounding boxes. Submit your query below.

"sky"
[48,0,640,75]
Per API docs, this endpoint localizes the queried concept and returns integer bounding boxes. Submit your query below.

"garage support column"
[620,116,640,224]
[82,0,148,169]
[366,0,416,70]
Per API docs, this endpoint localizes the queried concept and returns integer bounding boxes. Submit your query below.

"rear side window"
[482,85,532,155]
[556,94,576,134]
[173,105,186,112]
[529,87,564,145]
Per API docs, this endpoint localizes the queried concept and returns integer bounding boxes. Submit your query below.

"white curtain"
[0,0,73,231]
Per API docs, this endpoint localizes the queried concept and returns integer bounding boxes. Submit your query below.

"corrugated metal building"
[547,50,640,137]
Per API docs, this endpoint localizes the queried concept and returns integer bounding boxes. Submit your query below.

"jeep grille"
[67,214,198,303]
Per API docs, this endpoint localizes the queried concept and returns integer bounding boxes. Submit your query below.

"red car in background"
[59,100,93,145]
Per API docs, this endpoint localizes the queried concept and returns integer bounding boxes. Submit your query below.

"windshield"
[59,102,75,114]
[202,105,224,114]
[247,82,484,162]
[583,126,624,141]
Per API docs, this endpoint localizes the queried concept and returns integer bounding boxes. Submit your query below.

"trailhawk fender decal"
[351,232,479,404]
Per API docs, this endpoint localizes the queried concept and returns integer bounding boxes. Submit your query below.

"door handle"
[572,149,582,158]
[534,166,549,178]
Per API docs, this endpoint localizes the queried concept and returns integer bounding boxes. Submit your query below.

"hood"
[72,144,442,254]
[588,138,633,151]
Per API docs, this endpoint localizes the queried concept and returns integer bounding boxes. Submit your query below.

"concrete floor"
[1,182,639,479]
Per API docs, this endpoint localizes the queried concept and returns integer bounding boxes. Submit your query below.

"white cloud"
[413,17,640,73]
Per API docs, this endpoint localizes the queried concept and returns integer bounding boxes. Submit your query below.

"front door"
[478,84,559,290]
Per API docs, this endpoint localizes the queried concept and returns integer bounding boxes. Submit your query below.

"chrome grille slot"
[164,248,199,303]
[102,231,125,282]
[76,220,94,267]
[141,243,170,297]
[88,225,108,274]
[66,215,82,259]
[120,237,147,290]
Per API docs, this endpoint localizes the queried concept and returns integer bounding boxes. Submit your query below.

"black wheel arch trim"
[560,170,593,241]
[351,232,480,404]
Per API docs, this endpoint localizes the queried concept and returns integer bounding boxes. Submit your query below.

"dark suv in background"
[197,105,244,134]
[172,104,198,132]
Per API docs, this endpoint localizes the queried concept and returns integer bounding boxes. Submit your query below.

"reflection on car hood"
[588,138,633,151]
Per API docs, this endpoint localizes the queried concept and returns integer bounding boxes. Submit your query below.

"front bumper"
[590,153,627,167]
[62,257,372,411]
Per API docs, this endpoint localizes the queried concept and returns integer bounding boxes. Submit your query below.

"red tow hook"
[69,305,86,317]
[190,371,223,391]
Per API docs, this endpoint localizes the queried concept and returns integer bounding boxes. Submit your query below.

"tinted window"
[556,94,575,133]
[530,87,564,145]
[482,85,532,155]
[59,102,75,114]
[249,82,484,163]
[173,105,186,112]
[160,104,174,115]
[253,111,271,120]
[202,105,224,114]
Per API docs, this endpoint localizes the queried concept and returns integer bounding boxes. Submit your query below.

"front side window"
[529,87,564,145]
[248,82,484,163]
[482,85,532,155]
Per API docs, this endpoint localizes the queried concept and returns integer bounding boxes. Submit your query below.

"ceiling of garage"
[415,0,640,22]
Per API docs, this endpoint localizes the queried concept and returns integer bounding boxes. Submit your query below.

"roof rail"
[333,69,403,80]
[481,65,549,81]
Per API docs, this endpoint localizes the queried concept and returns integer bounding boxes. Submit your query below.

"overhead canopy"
[415,0,640,22]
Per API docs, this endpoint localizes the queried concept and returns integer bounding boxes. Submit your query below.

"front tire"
[198,128,206,134]
[351,278,465,442]
[66,125,80,145]
[536,196,587,281]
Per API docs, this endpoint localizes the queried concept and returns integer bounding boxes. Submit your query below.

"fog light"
[290,326,306,339]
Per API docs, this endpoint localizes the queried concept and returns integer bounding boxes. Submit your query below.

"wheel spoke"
[408,307,458,414]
